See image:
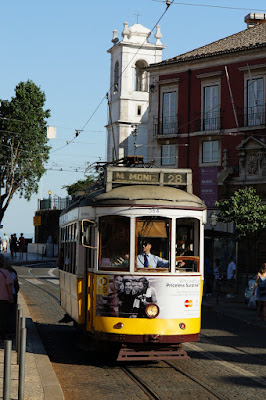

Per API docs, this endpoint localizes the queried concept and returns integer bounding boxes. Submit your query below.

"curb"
[18,293,65,400]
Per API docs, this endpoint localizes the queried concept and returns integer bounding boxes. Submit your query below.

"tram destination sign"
[105,167,192,192]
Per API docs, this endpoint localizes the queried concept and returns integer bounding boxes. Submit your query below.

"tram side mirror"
[81,219,97,249]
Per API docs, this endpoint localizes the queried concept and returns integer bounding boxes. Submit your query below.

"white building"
[106,22,165,162]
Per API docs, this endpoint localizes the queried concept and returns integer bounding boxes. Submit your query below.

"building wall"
[148,49,266,274]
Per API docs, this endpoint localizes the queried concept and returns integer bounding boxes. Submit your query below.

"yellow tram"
[59,163,207,360]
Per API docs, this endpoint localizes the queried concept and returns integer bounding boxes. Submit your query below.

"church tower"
[106,21,165,161]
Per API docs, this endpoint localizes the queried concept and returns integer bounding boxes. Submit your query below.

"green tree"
[63,175,98,198]
[0,80,51,224]
[216,187,266,239]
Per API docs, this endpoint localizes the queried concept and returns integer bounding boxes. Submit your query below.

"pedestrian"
[10,234,18,259]
[13,233,18,257]
[10,234,14,259]
[2,233,9,253]
[18,233,25,258]
[3,258,19,336]
[226,256,236,298]
[0,255,13,341]
[253,263,266,321]
[214,258,223,297]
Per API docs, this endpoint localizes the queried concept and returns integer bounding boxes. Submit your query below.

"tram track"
[164,361,228,400]
[119,361,229,400]
[21,266,61,304]
[121,367,162,400]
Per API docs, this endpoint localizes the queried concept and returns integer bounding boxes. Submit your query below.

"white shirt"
[227,261,236,279]
[137,253,169,268]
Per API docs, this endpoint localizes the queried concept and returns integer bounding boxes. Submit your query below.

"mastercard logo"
[184,299,193,308]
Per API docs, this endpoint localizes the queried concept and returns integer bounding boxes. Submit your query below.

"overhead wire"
[153,0,266,12]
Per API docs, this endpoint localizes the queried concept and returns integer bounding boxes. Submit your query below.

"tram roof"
[94,185,206,209]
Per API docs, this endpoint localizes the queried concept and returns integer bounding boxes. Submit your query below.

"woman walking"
[253,263,266,321]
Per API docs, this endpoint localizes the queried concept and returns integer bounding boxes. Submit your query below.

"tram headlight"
[113,322,123,329]
[145,303,159,318]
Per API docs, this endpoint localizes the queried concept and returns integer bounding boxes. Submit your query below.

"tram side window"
[59,224,77,274]
[176,219,199,272]
[136,216,170,270]
[80,221,94,270]
[99,216,130,270]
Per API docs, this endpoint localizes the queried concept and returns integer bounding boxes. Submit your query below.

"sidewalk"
[5,251,57,266]
[202,294,266,329]
[0,251,64,400]
[0,292,64,400]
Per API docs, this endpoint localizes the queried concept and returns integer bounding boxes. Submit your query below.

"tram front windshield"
[98,215,199,272]
[136,216,170,269]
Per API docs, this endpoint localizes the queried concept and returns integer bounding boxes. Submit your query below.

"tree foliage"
[216,187,266,239]
[63,175,98,198]
[0,80,51,223]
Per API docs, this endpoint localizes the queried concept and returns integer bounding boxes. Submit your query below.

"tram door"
[81,220,96,332]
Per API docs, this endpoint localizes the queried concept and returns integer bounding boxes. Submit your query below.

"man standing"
[19,233,25,257]
[226,256,236,298]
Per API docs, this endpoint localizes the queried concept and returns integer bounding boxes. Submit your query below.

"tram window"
[176,219,199,272]
[136,216,170,270]
[99,216,130,270]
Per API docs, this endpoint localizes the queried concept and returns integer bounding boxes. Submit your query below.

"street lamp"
[209,211,218,229]
[48,190,52,209]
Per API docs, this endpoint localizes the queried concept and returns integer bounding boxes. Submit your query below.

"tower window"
[135,60,148,92]
[114,61,119,93]
[137,106,141,116]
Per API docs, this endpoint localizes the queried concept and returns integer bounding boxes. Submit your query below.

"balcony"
[237,105,266,127]
[38,196,72,211]
[153,115,178,136]
[194,111,223,132]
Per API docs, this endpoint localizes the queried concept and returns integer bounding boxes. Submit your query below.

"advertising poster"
[200,167,218,208]
[96,275,201,319]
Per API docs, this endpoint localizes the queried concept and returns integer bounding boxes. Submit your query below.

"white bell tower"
[106,22,165,161]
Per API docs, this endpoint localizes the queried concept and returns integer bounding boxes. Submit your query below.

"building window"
[247,77,264,126]
[135,60,148,92]
[162,92,177,134]
[202,140,218,163]
[203,85,219,130]
[137,105,141,116]
[114,61,119,93]
[161,144,176,165]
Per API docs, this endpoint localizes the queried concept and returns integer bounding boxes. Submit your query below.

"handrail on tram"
[81,219,97,249]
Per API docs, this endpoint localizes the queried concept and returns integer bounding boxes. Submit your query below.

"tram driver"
[137,241,169,269]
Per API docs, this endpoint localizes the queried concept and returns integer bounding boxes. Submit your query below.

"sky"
[1,0,266,240]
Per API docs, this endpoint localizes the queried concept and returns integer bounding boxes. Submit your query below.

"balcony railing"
[38,197,72,211]
[237,105,266,127]
[153,115,178,136]
[194,111,222,132]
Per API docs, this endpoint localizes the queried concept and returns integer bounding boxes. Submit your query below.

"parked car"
[244,275,257,303]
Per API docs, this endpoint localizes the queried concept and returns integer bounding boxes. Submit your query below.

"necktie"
[144,254,149,268]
